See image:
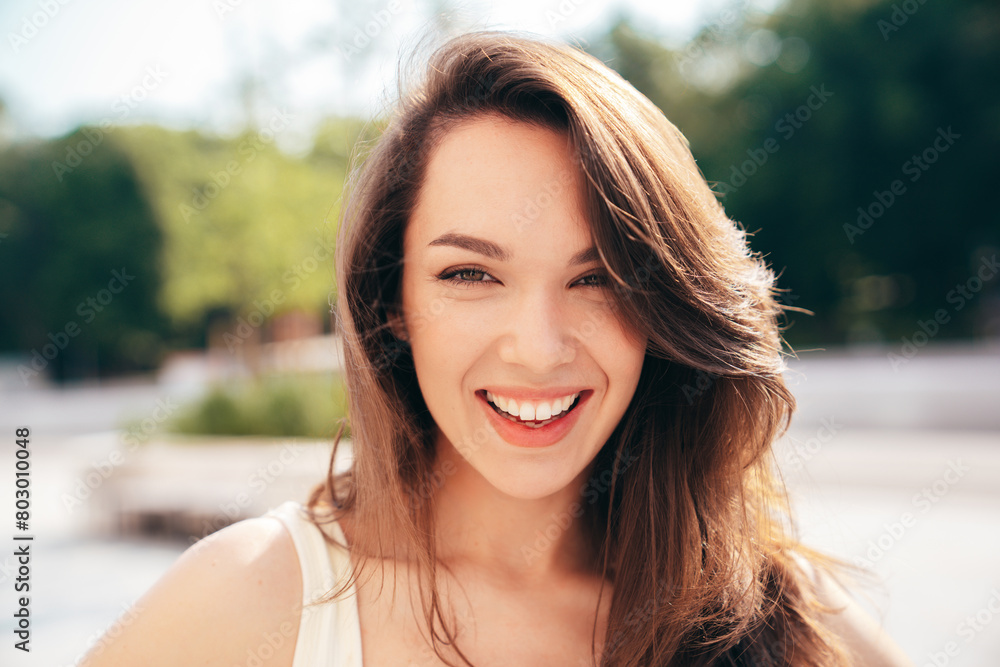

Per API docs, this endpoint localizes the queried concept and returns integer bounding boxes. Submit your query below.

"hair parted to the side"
[307,28,851,667]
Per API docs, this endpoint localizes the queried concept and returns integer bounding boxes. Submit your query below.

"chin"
[479,458,587,502]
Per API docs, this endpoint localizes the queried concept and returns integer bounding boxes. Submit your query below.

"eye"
[577,272,609,288]
[437,265,498,288]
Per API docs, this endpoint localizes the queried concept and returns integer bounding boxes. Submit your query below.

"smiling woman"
[79,29,912,667]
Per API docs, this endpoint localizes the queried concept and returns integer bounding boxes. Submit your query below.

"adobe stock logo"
[51,65,169,182]
[7,0,73,54]
[888,254,998,372]
[844,126,960,244]
[714,84,833,195]
[18,268,135,384]
[854,459,968,568]
[877,0,929,41]
[336,0,404,62]
[178,108,294,223]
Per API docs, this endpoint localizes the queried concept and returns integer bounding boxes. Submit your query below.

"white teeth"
[485,391,580,422]
[506,398,519,417]
[487,391,508,412]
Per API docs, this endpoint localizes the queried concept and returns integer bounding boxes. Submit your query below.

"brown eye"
[437,266,498,287]
[578,272,608,288]
[456,269,486,281]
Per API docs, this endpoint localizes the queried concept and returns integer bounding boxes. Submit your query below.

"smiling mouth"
[478,390,585,429]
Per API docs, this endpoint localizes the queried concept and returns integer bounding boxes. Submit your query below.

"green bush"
[167,373,350,439]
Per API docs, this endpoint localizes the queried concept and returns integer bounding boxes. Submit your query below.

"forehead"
[405,115,592,256]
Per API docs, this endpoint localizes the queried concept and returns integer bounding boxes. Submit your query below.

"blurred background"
[0,0,998,664]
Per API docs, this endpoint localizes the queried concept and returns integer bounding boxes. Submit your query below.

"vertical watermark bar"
[12,426,33,652]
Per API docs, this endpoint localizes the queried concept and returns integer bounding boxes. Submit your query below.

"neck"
[429,433,600,582]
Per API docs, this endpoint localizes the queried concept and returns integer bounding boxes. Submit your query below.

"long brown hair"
[308,29,850,667]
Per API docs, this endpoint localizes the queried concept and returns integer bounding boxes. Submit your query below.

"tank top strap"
[262,500,363,667]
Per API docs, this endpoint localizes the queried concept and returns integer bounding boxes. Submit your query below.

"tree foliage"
[113,122,351,327]
[0,118,364,379]
[0,129,165,379]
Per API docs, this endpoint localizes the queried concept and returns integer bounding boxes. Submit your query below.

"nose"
[497,288,577,372]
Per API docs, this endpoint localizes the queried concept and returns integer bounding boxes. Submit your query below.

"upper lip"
[478,387,590,402]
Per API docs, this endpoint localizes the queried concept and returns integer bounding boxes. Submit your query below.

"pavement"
[776,428,1000,666]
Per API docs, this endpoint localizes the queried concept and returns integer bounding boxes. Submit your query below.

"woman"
[83,30,912,666]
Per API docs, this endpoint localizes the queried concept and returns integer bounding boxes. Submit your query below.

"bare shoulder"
[80,515,303,667]
[795,554,914,667]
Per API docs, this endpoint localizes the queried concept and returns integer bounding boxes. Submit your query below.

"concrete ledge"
[77,434,352,541]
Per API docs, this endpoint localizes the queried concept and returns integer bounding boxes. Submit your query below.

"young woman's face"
[394,115,647,500]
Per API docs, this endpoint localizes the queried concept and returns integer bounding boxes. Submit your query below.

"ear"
[387,307,409,342]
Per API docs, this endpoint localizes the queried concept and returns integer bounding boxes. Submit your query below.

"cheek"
[406,286,483,337]
[406,284,500,353]
[405,290,446,337]
[592,323,647,396]
[406,294,487,397]
[582,300,644,350]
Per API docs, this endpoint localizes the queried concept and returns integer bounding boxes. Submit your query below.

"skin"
[79,117,914,667]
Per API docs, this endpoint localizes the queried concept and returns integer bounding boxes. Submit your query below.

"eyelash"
[437,265,609,289]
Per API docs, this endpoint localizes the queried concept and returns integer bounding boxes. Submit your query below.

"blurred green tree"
[0,128,166,379]
[0,118,364,379]
[112,123,348,330]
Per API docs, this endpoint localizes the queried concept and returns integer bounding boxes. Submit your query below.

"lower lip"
[477,390,591,448]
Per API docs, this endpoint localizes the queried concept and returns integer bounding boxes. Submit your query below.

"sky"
[0,0,774,145]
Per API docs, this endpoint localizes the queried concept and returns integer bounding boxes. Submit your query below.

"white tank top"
[263,500,364,667]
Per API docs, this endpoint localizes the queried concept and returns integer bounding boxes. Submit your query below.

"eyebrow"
[428,232,600,266]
